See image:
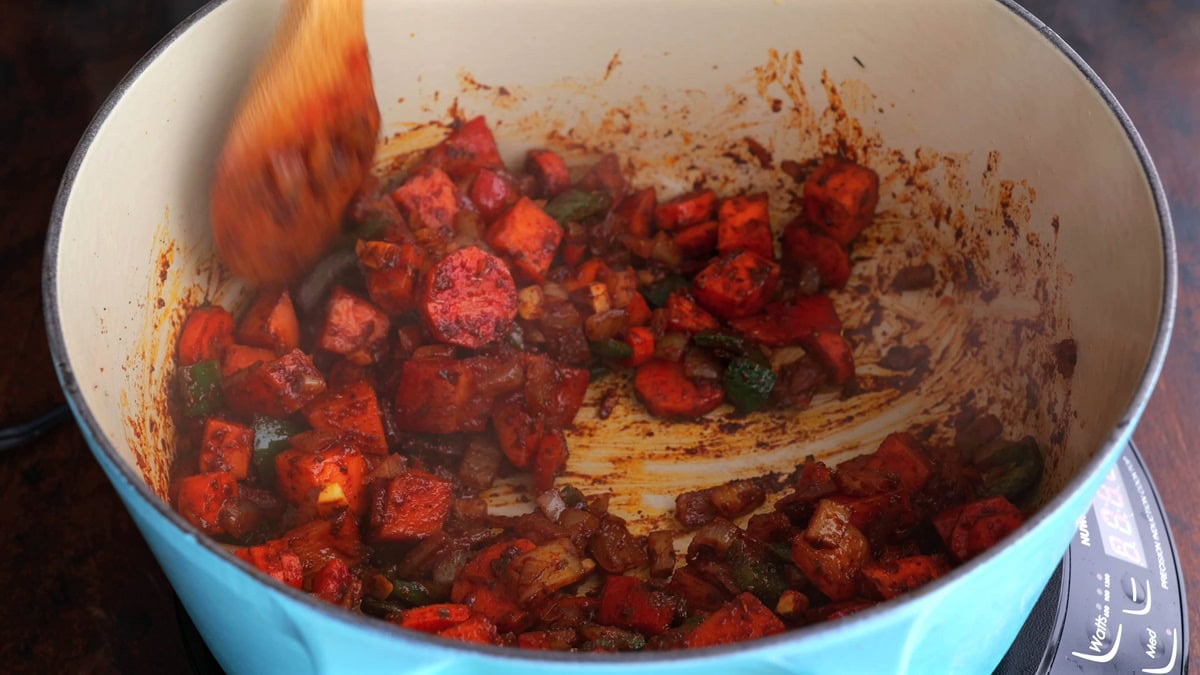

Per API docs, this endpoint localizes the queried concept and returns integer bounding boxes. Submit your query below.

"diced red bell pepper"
[420,115,505,180]
[525,149,571,197]
[635,359,725,419]
[728,295,843,348]
[452,540,538,632]
[275,443,367,516]
[304,380,388,455]
[279,512,364,573]
[655,190,717,231]
[565,258,611,291]
[626,292,652,327]
[349,189,410,243]
[178,306,235,366]
[932,505,964,544]
[523,354,590,428]
[391,166,460,240]
[561,242,588,267]
[828,492,916,529]
[517,629,578,650]
[664,291,720,334]
[236,540,303,588]
[790,501,871,601]
[803,155,880,246]
[368,469,454,542]
[870,433,932,492]
[939,496,1025,562]
[782,223,851,289]
[717,193,774,260]
[822,600,876,621]
[176,472,238,535]
[394,356,492,433]
[492,394,543,469]
[577,153,626,197]
[691,250,781,319]
[454,539,539,590]
[468,168,519,222]
[356,239,429,314]
[222,349,327,417]
[805,331,855,384]
[598,575,677,636]
[532,429,568,493]
[683,592,785,648]
[863,555,949,600]
[453,585,528,634]
[198,417,253,479]
[421,246,518,349]
[236,290,299,353]
[623,326,655,367]
[835,433,931,497]
[220,344,275,377]
[667,567,729,614]
[437,614,500,644]
[615,187,656,237]
[394,604,472,632]
[311,558,363,607]
[317,287,391,365]
[488,197,564,282]
[718,193,770,232]
[673,221,720,257]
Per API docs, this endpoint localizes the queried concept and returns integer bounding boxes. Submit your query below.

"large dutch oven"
[43,0,1174,672]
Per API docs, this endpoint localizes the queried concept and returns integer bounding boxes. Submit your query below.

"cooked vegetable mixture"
[170,116,1042,650]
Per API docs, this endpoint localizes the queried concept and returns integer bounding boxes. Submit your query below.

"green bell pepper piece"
[179,359,223,418]
[559,484,586,507]
[977,436,1044,502]
[640,275,690,308]
[252,416,304,483]
[543,189,612,225]
[389,579,432,606]
[590,338,634,364]
[728,540,787,606]
[723,357,777,413]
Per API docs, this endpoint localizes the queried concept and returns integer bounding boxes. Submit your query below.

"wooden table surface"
[0,0,1195,672]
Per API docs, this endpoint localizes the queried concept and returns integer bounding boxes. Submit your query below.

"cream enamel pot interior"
[44,0,1173,673]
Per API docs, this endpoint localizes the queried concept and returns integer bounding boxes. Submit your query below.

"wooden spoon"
[210,0,380,284]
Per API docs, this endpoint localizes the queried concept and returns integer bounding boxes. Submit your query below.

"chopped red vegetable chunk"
[275,442,367,516]
[222,349,326,417]
[803,155,880,246]
[237,289,300,353]
[304,379,388,455]
[236,540,303,589]
[176,471,238,535]
[488,197,564,282]
[684,592,785,648]
[318,287,391,365]
[368,469,454,542]
[691,250,781,319]
[418,115,505,179]
[635,359,725,419]
[178,306,235,366]
[655,190,717,231]
[198,418,253,479]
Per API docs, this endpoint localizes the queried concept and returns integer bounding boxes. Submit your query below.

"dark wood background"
[0,0,1194,671]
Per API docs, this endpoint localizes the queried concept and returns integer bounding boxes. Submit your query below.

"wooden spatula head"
[211,0,380,284]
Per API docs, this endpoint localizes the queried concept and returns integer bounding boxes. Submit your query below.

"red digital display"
[1094,466,1146,568]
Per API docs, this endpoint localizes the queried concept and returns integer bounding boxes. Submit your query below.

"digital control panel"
[1046,448,1188,674]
